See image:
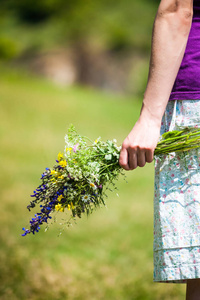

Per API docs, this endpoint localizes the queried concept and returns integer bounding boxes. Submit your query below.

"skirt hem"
[154,263,200,283]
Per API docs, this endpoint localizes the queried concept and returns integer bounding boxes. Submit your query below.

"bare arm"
[119,0,193,170]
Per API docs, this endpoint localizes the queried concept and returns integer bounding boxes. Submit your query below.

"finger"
[145,149,154,163]
[119,148,129,170]
[127,149,137,170]
[137,149,146,167]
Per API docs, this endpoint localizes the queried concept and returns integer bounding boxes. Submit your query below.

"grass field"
[0,68,186,300]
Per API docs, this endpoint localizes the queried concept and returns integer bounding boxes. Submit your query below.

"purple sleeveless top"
[169,0,200,100]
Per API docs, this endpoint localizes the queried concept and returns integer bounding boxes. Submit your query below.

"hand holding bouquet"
[22,126,200,236]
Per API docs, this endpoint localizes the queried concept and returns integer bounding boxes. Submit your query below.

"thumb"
[119,147,129,170]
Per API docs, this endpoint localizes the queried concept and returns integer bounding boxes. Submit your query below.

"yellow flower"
[89,182,97,190]
[51,177,57,182]
[95,139,98,144]
[58,175,64,180]
[65,147,72,152]
[59,160,67,168]
[55,203,64,212]
[57,195,63,202]
[57,152,64,162]
[51,170,57,175]
[67,202,75,210]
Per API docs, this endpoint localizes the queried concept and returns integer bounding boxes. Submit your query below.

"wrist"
[139,102,163,127]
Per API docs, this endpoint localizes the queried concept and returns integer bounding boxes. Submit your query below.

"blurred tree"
[0,37,18,59]
[1,0,63,23]
[0,0,159,52]
[0,0,159,94]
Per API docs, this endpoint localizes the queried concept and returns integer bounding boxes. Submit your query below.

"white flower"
[105,154,112,160]
[88,162,100,173]
[64,136,74,148]
[113,152,119,158]
[82,194,90,203]
[89,182,97,190]
[90,173,99,183]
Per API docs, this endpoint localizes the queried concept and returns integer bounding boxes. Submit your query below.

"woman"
[119,0,200,299]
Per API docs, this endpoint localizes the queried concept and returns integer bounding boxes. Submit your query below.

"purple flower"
[21,228,31,236]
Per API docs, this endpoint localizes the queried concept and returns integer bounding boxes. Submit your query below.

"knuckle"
[123,139,132,149]
[129,144,138,151]
[139,146,145,152]
[131,144,145,152]
[122,141,128,149]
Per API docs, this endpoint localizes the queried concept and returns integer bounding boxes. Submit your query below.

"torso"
[169,0,200,101]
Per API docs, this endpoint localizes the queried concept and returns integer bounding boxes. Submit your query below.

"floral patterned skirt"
[154,100,200,283]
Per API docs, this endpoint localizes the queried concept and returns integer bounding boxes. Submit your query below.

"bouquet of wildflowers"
[22,126,200,236]
[22,125,123,236]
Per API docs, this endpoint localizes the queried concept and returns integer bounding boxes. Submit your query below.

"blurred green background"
[0,1,186,299]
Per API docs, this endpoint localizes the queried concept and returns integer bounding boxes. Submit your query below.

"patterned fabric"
[154,100,200,283]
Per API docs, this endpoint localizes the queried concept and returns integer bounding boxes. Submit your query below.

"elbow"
[180,9,193,26]
[157,1,193,19]
[178,9,193,36]
[156,4,193,35]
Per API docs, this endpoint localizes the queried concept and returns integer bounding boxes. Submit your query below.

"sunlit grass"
[0,68,185,300]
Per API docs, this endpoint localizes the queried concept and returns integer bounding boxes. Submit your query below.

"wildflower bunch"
[22,125,123,236]
[22,126,200,236]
